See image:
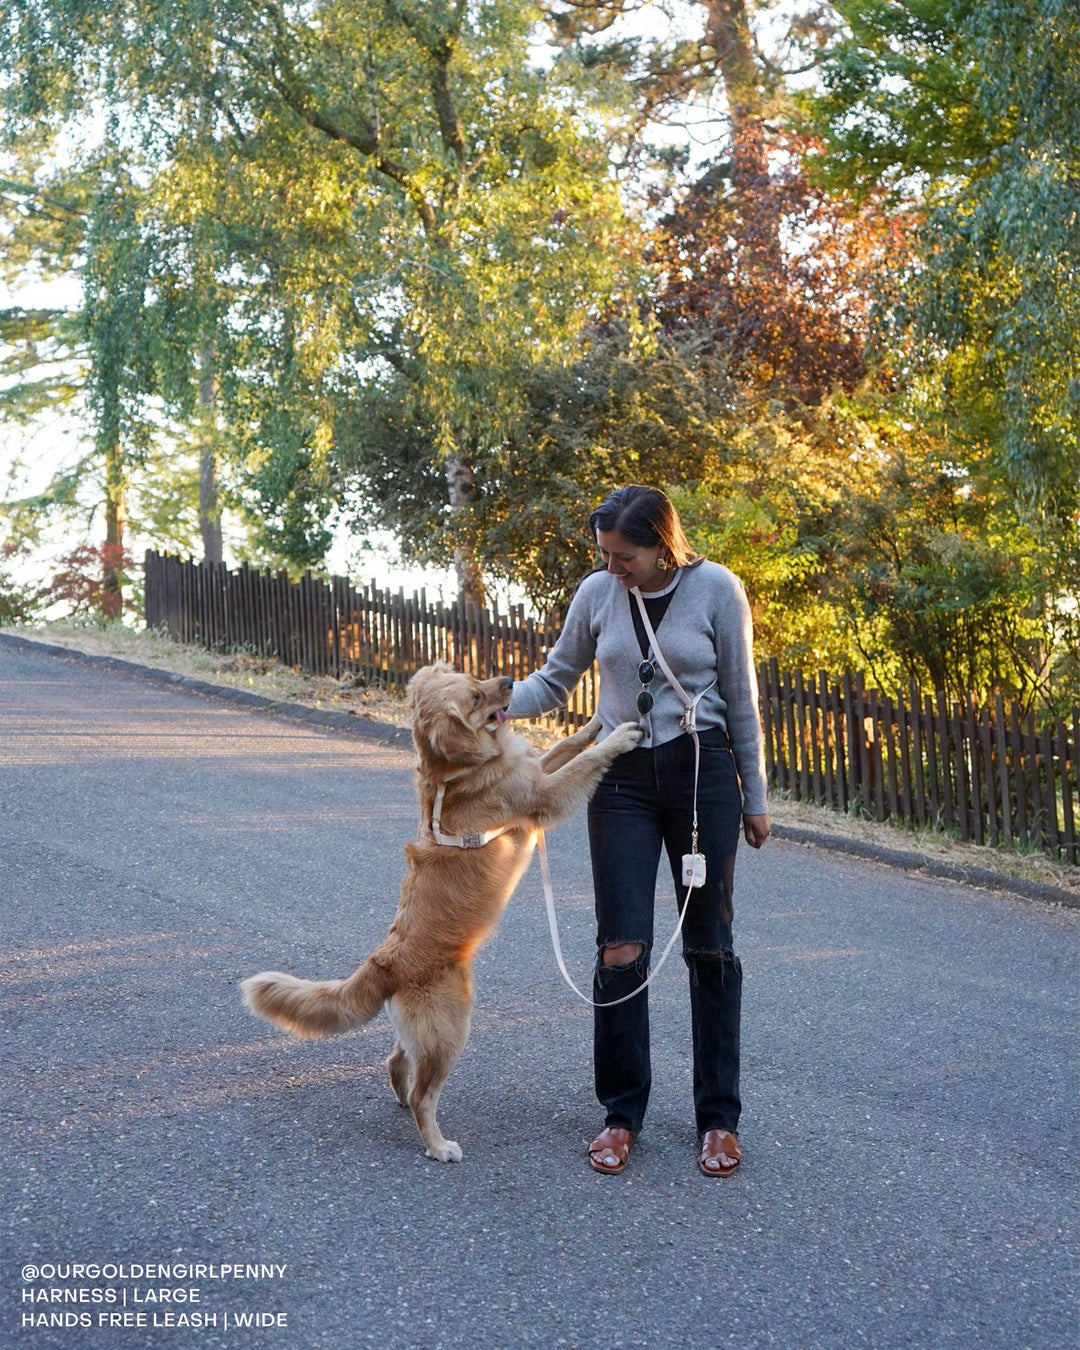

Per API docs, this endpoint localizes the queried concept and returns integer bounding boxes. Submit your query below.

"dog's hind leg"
[408,1044,466,1163]
[390,967,472,1163]
[387,1042,411,1107]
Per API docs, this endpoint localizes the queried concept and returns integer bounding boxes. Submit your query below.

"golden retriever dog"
[241,662,642,1162]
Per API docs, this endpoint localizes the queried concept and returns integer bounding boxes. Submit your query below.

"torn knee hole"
[601,942,645,966]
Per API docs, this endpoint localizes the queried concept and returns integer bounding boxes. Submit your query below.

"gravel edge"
[769,823,1077,909]
[3,630,1075,910]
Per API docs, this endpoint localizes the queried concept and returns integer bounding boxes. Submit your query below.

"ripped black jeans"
[587,725,743,1138]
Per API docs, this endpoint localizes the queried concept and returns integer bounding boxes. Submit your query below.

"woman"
[507,485,769,1177]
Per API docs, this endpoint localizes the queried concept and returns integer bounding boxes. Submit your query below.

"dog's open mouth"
[487,706,509,726]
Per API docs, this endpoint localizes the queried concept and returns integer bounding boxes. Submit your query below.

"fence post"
[896,688,913,828]
[1058,719,1076,863]
[1025,710,1045,852]
[868,687,884,822]
[759,663,776,788]
[1040,718,1060,857]
[963,694,982,846]
[1009,701,1028,845]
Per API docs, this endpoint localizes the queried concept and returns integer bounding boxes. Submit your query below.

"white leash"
[430,775,690,1005]
[537,829,695,1006]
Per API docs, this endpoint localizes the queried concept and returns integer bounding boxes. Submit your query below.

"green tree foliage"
[0,0,1074,714]
[0,142,211,614]
[800,0,1080,706]
[0,542,41,623]
[0,147,87,456]
[337,315,736,612]
[2,0,646,604]
[822,411,1058,706]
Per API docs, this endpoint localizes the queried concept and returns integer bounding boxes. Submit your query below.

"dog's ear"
[419,708,487,767]
[408,661,453,708]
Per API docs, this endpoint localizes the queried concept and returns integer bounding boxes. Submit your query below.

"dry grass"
[20,616,414,730]
[16,617,1080,900]
[771,792,1080,898]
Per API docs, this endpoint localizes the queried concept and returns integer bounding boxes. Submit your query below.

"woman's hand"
[743,813,771,849]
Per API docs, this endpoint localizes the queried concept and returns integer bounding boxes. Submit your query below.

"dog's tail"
[240,955,395,1039]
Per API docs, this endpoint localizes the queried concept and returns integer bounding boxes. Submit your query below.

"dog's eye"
[472,691,481,705]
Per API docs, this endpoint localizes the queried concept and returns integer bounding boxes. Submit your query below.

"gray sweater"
[507,561,769,815]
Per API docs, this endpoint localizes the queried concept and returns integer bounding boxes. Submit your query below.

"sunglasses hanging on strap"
[631,586,716,888]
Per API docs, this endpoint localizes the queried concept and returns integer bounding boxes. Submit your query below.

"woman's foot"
[588,1126,634,1174]
[698,1128,740,1177]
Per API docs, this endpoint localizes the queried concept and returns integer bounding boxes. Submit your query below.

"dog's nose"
[501,677,513,693]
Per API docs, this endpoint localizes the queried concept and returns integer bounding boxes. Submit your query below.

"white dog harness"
[429,779,511,849]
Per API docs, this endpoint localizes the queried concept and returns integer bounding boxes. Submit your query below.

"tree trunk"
[444,450,486,609]
[705,0,766,178]
[102,440,125,620]
[199,450,223,564]
[198,343,224,564]
[703,0,782,271]
[194,91,224,566]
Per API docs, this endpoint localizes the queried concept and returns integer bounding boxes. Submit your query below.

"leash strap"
[537,829,695,1007]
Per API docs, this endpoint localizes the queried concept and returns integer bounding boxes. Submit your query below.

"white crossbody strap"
[631,585,715,850]
[630,585,715,733]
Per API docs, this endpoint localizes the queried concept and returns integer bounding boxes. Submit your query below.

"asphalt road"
[2,639,1077,1350]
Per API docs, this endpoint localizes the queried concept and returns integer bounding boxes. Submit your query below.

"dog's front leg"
[538,714,602,774]
[527,721,642,824]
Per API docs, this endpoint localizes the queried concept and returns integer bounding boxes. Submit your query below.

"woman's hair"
[588,485,699,568]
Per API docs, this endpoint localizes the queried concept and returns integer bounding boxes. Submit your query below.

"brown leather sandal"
[698,1128,741,1177]
[588,1126,634,1175]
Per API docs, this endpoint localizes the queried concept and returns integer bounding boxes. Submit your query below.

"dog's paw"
[426,1140,463,1163]
[608,721,645,753]
[580,714,602,743]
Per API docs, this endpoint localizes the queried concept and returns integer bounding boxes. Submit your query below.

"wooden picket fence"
[760,662,1078,863]
[143,549,597,722]
[144,550,1079,863]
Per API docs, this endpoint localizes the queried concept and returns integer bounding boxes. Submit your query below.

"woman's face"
[596,529,669,593]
